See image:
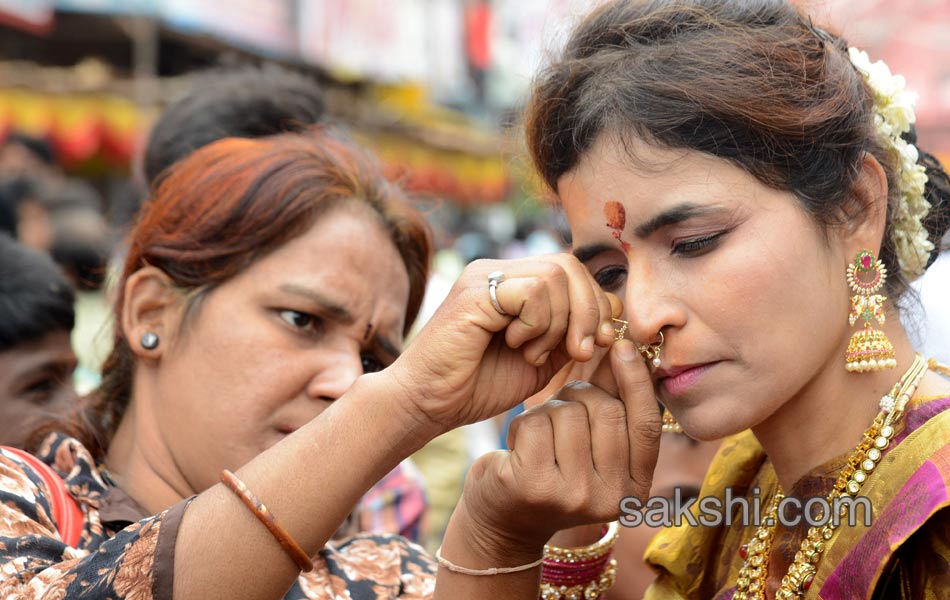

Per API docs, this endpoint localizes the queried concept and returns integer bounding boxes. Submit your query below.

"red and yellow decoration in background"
[0,87,152,171]
[0,83,512,204]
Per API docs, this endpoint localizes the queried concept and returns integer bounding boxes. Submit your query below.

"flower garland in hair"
[848,47,933,280]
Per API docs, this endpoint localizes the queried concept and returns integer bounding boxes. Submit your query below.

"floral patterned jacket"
[0,433,436,599]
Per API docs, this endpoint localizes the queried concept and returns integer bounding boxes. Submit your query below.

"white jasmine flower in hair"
[849,46,933,280]
[881,94,917,133]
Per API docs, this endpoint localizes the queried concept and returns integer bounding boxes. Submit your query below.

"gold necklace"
[734,354,928,599]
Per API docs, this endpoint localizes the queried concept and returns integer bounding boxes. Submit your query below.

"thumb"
[610,339,661,486]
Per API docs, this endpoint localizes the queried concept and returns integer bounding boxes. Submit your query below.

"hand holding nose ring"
[612,319,664,368]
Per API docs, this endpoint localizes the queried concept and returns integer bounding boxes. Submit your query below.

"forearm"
[173,372,440,599]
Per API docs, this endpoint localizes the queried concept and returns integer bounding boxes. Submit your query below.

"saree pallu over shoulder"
[643,395,950,600]
[814,395,950,599]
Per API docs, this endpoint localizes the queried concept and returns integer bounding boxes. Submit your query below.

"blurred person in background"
[0,234,77,448]
[0,175,55,252]
[0,132,60,179]
[48,196,115,395]
[141,62,327,190]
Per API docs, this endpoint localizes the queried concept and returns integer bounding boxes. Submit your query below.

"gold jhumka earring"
[845,250,897,372]
[661,406,683,434]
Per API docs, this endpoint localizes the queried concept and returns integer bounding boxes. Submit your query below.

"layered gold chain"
[734,354,928,599]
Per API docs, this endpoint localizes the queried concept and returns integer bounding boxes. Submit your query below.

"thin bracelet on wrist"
[435,545,544,576]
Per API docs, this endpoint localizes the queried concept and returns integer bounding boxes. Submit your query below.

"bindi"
[604,201,631,253]
[363,323,373,342]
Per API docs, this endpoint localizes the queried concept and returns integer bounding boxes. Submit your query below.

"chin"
[674,403,755,442]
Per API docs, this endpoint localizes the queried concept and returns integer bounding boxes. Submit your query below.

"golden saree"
[643,394,950,599]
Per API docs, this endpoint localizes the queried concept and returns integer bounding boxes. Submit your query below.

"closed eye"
[593,266,627,293]
[671,231,727,256]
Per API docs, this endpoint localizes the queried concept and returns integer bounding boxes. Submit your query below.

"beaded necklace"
[734,354,929,599]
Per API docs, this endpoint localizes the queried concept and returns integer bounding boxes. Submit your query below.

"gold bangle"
[220,469,314,572]
[434,546,544,576]
[543,521,620,563]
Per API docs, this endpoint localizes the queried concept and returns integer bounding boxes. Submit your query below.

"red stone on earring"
[739,544,748,559]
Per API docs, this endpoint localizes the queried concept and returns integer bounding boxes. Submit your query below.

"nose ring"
[637,331,664,368]
[612,318,628,341]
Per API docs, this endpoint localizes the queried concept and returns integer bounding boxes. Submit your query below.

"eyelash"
[671,232,726,256]
[594,266,627,292]
[279,310,326,335]
[279,310,387,374]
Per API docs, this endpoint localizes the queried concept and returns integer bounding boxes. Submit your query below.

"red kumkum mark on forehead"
[364,323,373,342]
[604,201,631,253]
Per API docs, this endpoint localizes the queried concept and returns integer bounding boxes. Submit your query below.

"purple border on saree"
[818,439,950,596]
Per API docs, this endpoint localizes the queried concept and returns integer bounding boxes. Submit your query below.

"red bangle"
[220,469,313,572]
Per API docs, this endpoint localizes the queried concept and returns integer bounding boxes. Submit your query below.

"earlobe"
[121,266,182,359]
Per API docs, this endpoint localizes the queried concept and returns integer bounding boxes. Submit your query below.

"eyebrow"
[633,203,725,238]
[279,283,402,358]
[573,203,728,264]
[280,284,354,323]
[573,243,617,264]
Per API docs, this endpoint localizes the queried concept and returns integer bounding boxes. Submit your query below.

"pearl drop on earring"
[652,356,661,368]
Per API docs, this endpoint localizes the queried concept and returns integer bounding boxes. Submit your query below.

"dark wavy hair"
[525,0,950,297]
[143,63,326,187]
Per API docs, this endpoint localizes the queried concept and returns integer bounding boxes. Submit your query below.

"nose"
[623,254,686,347]
[305,345,364,402]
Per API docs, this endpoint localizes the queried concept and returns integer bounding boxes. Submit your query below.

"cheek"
[163,317,299,422]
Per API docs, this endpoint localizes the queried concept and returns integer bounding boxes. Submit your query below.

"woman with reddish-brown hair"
[0,127,656,599]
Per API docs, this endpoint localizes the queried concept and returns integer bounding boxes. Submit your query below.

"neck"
[104,377,194,516]
[752,320,918,492]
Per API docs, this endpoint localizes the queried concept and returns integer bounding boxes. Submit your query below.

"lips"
[657,362,717,395]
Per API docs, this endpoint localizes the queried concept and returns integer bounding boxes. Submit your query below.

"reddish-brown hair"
[34,129,432,457]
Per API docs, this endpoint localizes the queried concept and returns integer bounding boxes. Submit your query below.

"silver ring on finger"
[487,271,510,316]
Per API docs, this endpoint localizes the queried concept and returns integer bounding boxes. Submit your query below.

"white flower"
[849,46,932,280]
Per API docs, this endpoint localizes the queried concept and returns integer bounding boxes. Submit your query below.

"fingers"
[611,340,661,493]
[478,255,619,366]
[505,408,557,475]
[506,379,638,523]
[545,255,616,360]
[554,381,629,480]
[499,269,566,365]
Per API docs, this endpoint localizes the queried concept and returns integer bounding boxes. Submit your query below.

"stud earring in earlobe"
[845,250,896,372]
[140,331,160,350]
